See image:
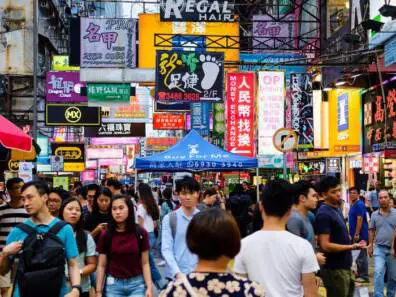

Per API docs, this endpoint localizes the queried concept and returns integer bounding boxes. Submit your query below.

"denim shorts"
[105,275,146,297]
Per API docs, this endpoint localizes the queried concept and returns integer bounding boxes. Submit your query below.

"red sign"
[153,113,185,130]
[146,137,179,151]
[226,72,255,157]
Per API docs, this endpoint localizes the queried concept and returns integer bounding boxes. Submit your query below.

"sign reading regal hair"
[155,50,224,102]
[160,0,235,22]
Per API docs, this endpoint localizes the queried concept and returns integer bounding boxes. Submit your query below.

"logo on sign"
[8,160,19,172]
[338,93,349,132]
[65,107,82,123]
[54,147,82,160]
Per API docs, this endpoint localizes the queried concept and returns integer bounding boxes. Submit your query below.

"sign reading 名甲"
[273,128,298,153]
[153,113,185,130]
[87,83,131,106]
[80,18,137,68]
[46,72,86,103]
[226,72,255,157]
[155,50,224,102]
[84,123,145,137]
[45,104,101,126]
[160,0,235,22]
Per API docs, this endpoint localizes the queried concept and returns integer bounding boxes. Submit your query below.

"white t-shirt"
[233,230,319,297]
[136,204,155,232]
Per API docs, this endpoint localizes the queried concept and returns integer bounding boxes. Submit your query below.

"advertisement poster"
[46,72,86,102]
[191,103,211,136]
[291,73,314,149]
[258,71,285,155]
[226,72,255,157]
[153,113,185,130]
[80,18,137,68]
[18,162,33,182]
[155,50,224,102]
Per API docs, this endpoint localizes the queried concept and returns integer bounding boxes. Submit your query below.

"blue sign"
[172,35,205,52]
[337,93,349,132]
[385,35,396,67]
[191,102,210,136]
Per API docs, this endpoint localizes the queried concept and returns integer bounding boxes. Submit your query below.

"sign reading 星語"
[226,73,255,157]
[155,50,224,102]
[160,0,235,22]
[80,18,137,68]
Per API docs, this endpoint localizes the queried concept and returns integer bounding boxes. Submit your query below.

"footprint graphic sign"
[155,50,224,102]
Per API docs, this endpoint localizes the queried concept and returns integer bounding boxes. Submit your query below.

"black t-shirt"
[84,212,111,232]
[315,204,352,269]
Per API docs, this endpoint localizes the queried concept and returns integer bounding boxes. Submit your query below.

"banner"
[84,123,145,137]
[191,103,210,136]
[258,71,285,155]
[46,104,101,126]
[291,73,314,149]
[153,113,185,130]
[226,73,255,157]
[46,72,85,102]
[160,0,235,22]
[87,83,131,106]
[155,50,224,102]
[51,143,85,172]
[80,18,137,68]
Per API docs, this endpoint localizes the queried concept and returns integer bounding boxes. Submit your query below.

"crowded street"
[0,0,396,296]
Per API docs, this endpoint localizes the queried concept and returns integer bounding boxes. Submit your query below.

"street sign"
[273,128,298,153]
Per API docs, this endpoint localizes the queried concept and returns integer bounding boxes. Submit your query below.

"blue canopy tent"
[135,130,258,172]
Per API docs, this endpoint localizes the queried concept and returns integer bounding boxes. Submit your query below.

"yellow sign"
[53,176,69,190]
[8,160,20,172]
[64,107,82,123]
[138,14,239,68]
[64,163,85,172]
[52,55,80,71]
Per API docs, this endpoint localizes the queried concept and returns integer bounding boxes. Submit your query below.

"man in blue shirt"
[348,187,369,283]
[0,181,81,297]
[162,176,200,280]
[369,182,381,213]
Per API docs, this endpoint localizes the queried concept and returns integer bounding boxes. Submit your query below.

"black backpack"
[14,221,68,297]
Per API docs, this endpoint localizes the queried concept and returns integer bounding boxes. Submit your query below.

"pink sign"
[81,170,95,182]
[46,72,86,102]
[90,137,140,145]
[86,148,123,159]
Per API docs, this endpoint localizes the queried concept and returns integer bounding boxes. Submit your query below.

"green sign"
[87,83,130,106]
[212,103,225,148]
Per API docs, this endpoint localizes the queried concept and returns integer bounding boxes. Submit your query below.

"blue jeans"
[374,245,396,297]
[148,231,166,290]
[356,249,369,280]
[105,275,146,297]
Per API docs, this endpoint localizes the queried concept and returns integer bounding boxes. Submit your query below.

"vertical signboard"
[291,73,314,149]
[226,73,255,157]
[213,103,225,148]
[338,93,349,132]
[258,71,285,156]
[191,103,210,136]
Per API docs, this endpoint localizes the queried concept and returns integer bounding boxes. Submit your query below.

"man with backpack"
[161,176,200,280]
[0,181,81,297]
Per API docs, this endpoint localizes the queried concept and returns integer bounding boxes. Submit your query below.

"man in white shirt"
[234,179,319,297]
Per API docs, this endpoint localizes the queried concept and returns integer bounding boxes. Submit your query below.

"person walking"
[348,187,369,283]
[315,176,365,297]
[60,198,97,297]
[96,194,153,297]
[226,184,252,238]
[0,178,29,297]
[136,183,166,289]
[369,182,382,214]
[197,188,219,211]
[368,189,396,297]
[48,188,69,217]
[161,176,200,281]
[233,179,319,297]
[0,181,81,297]
[160,208,265,297]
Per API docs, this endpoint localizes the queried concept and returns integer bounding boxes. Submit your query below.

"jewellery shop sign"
[46,104,101,126]
[155,50,224,102]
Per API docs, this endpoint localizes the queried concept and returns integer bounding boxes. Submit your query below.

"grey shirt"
[370,208,396,247]
[287,209,316,248]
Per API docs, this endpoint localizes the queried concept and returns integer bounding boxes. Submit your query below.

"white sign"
[18,162,33,182]
[86,148,124,159]
[81,18,137,68]
[51,155,64,172]
[258,71,285,155]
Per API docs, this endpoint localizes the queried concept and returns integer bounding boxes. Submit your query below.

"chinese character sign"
[191,102,210,136]
[226,73,255,157]
[81,18,137,68]
[153,113,186,130]
[87,83,131,106]
[46,72,86,102]
[338,93,349,131]
[155,50,224,102]
[291,73,314,149]
[258,71,285,156]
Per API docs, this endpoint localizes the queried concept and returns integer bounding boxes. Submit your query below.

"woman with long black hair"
[60,198,97,297]
[136,183,166,290]
[96,194,153,297]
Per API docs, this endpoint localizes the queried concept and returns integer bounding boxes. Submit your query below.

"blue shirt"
[6,217,79,297]
[370,191,379,208]
[349,200,369,242]
[161,208,199,279]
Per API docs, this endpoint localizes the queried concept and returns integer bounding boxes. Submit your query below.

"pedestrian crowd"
[0,175,395,297]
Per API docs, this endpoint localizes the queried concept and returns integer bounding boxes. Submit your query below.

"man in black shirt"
[315,176,365,297]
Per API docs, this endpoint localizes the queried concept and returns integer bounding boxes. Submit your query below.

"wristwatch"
[72,285,82,294]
